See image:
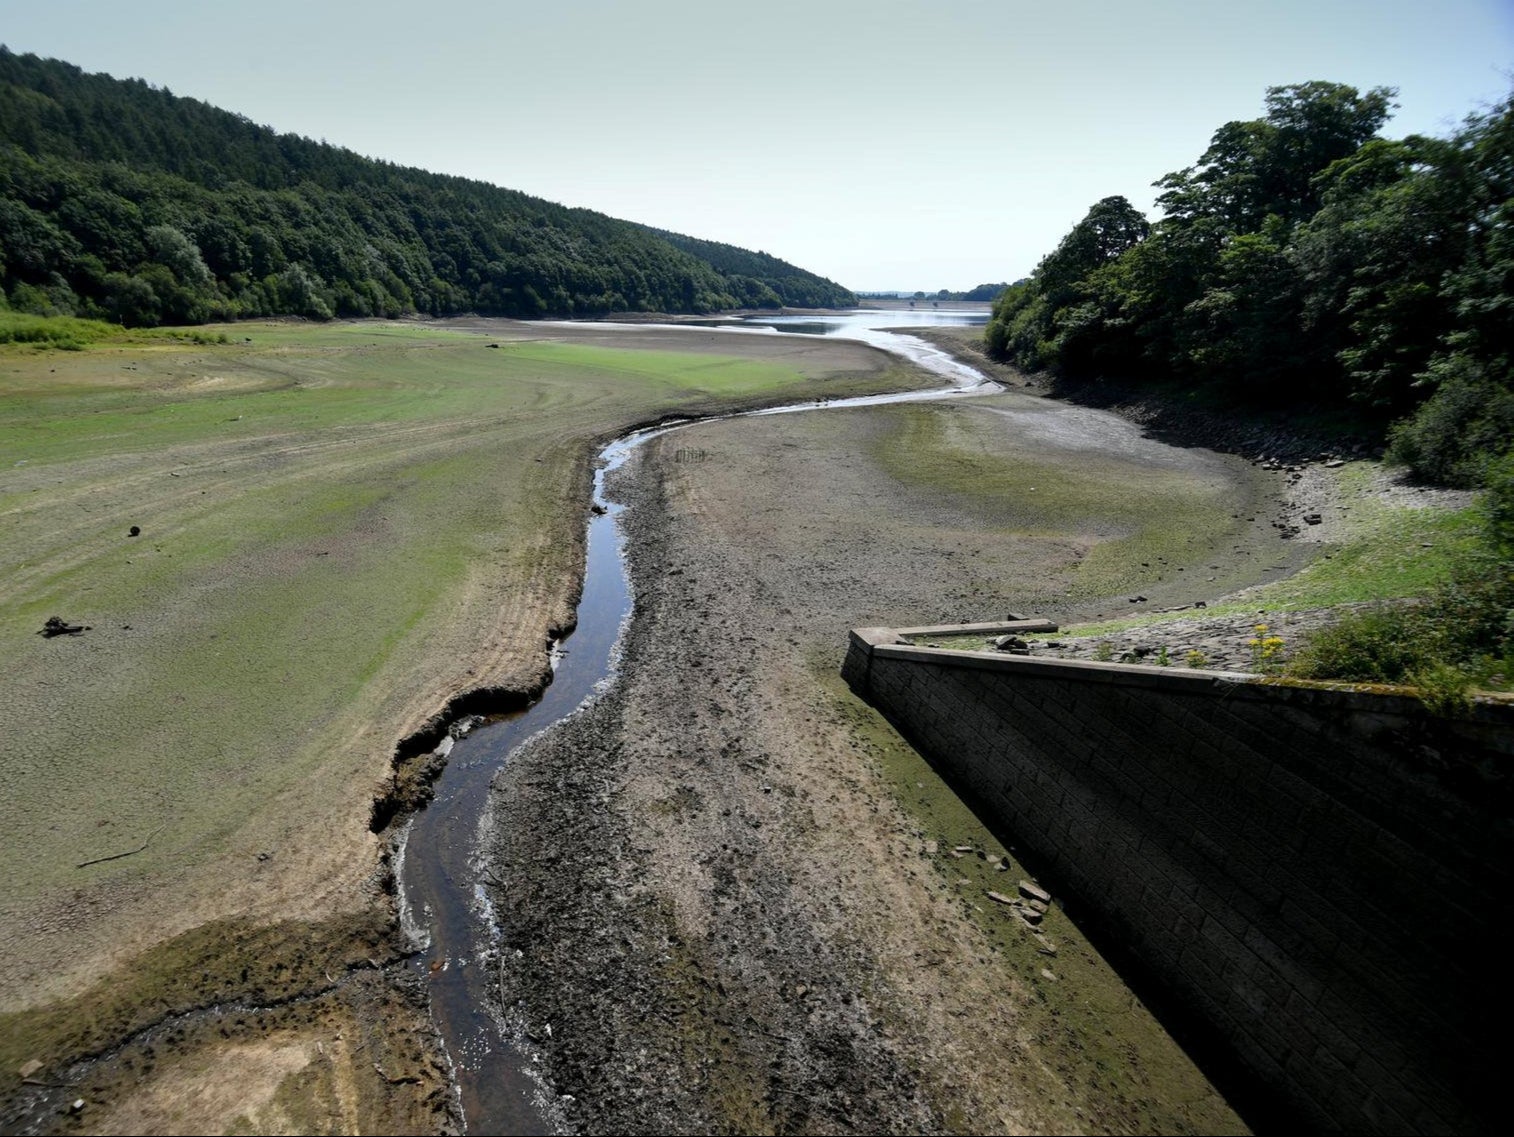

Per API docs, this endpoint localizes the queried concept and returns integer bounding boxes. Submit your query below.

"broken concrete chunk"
[1018,880,1051,904]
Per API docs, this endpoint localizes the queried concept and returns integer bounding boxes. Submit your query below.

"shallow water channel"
[396,309,992,1134]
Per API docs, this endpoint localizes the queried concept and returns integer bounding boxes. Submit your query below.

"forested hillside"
[987,82,1513,486]
[0,49,852,327]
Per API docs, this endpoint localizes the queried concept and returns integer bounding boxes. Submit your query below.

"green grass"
[1061,462,1481,640]
[0,320,902,957]
[0,310,234,350]
[868,402,1253,601]
[0,311,125,349]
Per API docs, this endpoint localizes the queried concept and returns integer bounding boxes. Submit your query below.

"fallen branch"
[76,824,165,868]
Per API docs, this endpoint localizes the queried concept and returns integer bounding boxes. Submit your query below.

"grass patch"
[0,311,125,349]
[1061,461,1482,641]
[0,319,908,999]
[0,311,233,352]
[868,402,1251,601]
[1285,461,1513,697]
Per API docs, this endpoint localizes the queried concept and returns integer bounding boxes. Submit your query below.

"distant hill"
[0,48,853,325]
[644,228,851,309]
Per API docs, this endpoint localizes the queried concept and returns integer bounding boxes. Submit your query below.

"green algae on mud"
[0,317,914,1016]
[867,399,1277,606]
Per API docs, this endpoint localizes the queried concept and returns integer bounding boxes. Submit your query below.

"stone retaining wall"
[843,625,1512,1135]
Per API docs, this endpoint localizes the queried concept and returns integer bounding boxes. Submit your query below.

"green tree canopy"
[0,48,853,325]
[985,81,1514,486]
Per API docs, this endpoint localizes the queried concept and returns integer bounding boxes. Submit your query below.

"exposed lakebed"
[396,310,998,1134]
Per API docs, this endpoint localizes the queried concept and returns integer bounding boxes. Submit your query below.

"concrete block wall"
[843,627,1512,1135]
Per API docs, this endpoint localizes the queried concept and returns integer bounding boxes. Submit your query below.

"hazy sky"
[3,1,1511,290]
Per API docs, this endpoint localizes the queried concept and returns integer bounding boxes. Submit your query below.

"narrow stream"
[397,310,993,1134]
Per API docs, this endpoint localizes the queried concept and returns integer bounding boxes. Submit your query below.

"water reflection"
[746,308,993,387]
[739,308,989,337]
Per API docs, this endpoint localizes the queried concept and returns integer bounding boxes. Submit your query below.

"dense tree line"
[987,82,1513,486]
[0,49,852,329]
[856,284,1009,302]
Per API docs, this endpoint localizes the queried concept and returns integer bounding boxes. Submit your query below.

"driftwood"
[76,823,165,868]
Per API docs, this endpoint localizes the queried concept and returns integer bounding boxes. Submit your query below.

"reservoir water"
[397,308,993,1134]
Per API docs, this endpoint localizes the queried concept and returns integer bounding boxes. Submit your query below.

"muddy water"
[397,312,994,1134]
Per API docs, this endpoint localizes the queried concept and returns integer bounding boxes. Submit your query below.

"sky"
[2,0,1511,292]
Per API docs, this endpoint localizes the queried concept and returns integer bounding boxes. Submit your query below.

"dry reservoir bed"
[481,393,1307,1134]
[0,318,922,1133]
[2,314,1356,1133]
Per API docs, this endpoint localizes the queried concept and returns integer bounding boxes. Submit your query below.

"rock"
[992,634,1027,652]
[1325,459,1345,468]
[18,1059,42,1079]
[128,525,140,537]
[38,616,88,637]
[1037,942,1059,956]
[923,839,938,855]
[591,503,608,516]
[1018,880,1051,904]
[986,890,1016,906]
[69,1100,85,1115]
[1304,513,1322,525]
[450,714,486,739]
[1040,968,1058,981]
[433,736,455,759]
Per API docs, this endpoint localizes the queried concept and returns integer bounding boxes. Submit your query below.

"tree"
[1156,82,1396,230]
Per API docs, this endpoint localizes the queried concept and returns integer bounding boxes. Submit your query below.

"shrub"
[1288,605,1431,682]
[1386,356,1514,487]
[1290,456,1514,692]
[0,311,122,347]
